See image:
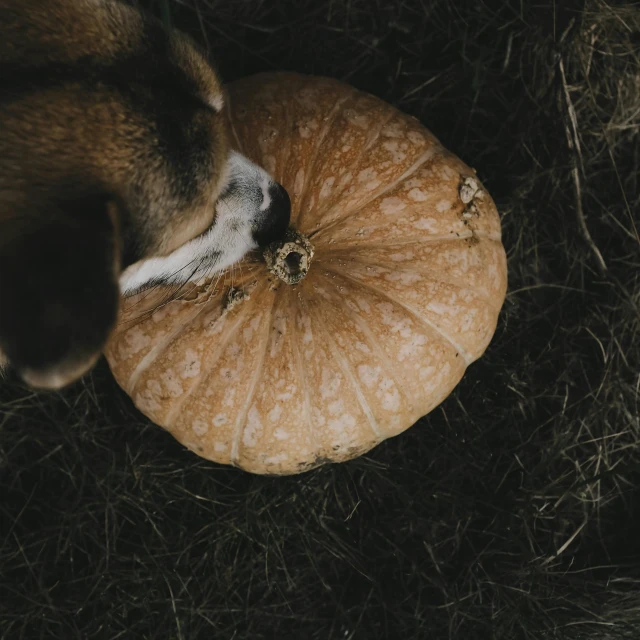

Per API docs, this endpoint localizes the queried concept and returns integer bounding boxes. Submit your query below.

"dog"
[0,0,290,390]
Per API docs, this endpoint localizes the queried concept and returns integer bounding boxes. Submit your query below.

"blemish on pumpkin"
[354,341,371,354]
[358,364,380,388]
[243,406,263,447]
[379,196,406,215]
[320,176,336,198]
[413,217,439,232]
[264,453,290,465]
[294,168,305,196]
[274,427,290,440]
[192,419,209,436]
[328,398,345,416]
[160,369,183,397]
[381,383,400,411]
[180,349,201,378]
[123,328,151,355]
[461,202,481,220]
[328,413,356,433]
[213,413,228,427]
[320,368,342,399]
[223,287,249,313]
[407,131,426,145]
[150,303,181,323]
[390,251,414,261]
[357,167,378,183]
[343,109,369,129]
[269,404,283,423]
[382,140,407,163]
[381,121,405,138]
[135,388,161,413]
[459,176,479,203]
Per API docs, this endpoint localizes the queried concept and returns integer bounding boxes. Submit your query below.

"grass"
[1,0,639,638]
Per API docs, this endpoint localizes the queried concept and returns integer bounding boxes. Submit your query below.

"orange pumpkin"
[104,72,508,475]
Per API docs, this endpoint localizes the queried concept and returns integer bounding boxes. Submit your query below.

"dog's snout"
[253,182,291,249]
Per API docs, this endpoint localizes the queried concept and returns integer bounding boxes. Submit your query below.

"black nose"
[253,182,291,249]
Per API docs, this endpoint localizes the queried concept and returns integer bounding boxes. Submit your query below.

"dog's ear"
[0,193,122,389]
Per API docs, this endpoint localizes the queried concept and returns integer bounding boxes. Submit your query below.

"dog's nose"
[253,182,291,249]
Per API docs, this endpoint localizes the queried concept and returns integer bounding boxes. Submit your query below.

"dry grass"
[1,0,639,638]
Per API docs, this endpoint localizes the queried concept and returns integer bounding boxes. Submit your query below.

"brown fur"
[0,0,230,388]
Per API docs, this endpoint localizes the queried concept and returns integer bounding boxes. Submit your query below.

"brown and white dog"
[0,0,290,390]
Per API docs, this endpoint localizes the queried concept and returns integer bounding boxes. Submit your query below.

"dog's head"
[120,151,291,295]
[0,0,289,389]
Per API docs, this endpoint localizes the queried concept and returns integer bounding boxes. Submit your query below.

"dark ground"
[1,0,639,638]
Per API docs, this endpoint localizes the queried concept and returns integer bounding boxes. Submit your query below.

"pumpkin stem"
[263,228,315,285]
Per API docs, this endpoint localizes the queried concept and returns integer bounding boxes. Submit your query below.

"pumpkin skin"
[104,72,508,475]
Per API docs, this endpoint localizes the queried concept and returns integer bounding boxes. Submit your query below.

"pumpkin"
[104,72,508,475]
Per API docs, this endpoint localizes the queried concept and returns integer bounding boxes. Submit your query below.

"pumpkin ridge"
[321,262,473,365]
[316,232,476,252]
[318,247,505,311]
[294,91,357,226]
[230,290,278,466]
[315,230,503,246]
[157,290,264,431]
[302,106,398,228]
[287,287,319,458]
[311,296,383,440]
[316,232,475,249]
[307,145,442,241]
